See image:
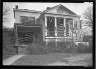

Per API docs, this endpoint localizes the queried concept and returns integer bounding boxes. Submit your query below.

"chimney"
[15,5,18,9]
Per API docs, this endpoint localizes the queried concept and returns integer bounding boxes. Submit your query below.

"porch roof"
[14,23,42,32]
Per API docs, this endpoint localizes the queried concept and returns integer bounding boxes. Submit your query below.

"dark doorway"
[47,16,55,36]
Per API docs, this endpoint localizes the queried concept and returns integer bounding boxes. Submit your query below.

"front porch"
[43,14,82,43]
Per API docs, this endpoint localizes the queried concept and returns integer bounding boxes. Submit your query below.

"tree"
[82,4,93,28]
[3,3,10,28]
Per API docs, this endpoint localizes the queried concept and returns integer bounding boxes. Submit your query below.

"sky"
[3,2,92,28]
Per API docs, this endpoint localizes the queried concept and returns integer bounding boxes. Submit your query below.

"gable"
[45,4,76,15]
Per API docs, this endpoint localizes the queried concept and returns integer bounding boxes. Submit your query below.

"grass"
[11,53,92,66]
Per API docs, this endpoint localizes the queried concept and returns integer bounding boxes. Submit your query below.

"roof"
[38,4,77,21]
[45,4,76,15]
[13,8,42,13]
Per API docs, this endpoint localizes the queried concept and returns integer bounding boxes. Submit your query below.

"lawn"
[11,53,92,66]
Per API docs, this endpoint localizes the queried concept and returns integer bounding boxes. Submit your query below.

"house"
[14,4,83,48]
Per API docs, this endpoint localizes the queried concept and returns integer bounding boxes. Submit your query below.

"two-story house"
[14,4,83,47]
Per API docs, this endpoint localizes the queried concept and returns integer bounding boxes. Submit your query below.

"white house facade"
[14,4,83,46]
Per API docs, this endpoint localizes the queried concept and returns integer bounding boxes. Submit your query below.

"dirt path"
[11,53,92,66]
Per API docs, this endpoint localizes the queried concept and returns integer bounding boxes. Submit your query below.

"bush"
[83,35,92,42]
[64,42,77,53]
[87,39,93,53]
[27,42,67,54]
[57,42,66,49]
[77,43,89,53]
[3,28,16,57]
[26,42,53,55]
[48,42,56,47]
[26,41,93,54]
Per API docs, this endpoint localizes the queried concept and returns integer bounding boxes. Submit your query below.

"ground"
[11,53,92,66]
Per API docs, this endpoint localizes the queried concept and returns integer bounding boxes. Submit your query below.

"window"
[74,21,77,28]
[21,16,35,24]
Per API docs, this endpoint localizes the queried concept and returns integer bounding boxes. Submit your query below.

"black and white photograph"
[3,2,93,66]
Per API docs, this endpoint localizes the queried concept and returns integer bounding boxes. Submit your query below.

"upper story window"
[20,16,35,24]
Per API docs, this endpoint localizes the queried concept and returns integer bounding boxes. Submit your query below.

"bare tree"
[82,4,93,28]
[3,3,10,28]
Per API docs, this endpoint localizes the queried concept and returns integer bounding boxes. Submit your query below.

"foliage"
[82,3,93,37]
[3,3,10,28]
[3,28,16,57]
[26,41,92,55]
[82,4,93,28]
[26,42,52,55]
[83,35,92,42]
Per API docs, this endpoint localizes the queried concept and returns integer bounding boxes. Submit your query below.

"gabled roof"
[38,4,77,21]
[59,4,77,15]
[45,4,76,15]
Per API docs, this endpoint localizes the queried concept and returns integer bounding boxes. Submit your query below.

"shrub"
[48,42,56,47]
[83,35,92,42]
[64,42,77,53]
[3,29,16,56]
[77,43,88,53]
[27,41,68,54]
[57,42,66,49]
[26,42,54,55]
[87,39,93,53]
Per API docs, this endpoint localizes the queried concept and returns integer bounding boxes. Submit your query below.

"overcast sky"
[3,2,92,28]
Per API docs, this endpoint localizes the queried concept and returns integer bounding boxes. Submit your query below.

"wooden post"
[55,17,57,46]
[16,25,18,46]
[55,17,57,36]
[45,16,47,36]
[45,16,47,45]
[64,18,66,45]
[72,19,74,45]
[64,18,66,37]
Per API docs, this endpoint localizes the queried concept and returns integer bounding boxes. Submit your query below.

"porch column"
[55,17,57,36]
[55,17,57,46]
[72,19,74,41]
[45,16,47,36]
[64,18,66,37]
[45,16,48,45]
